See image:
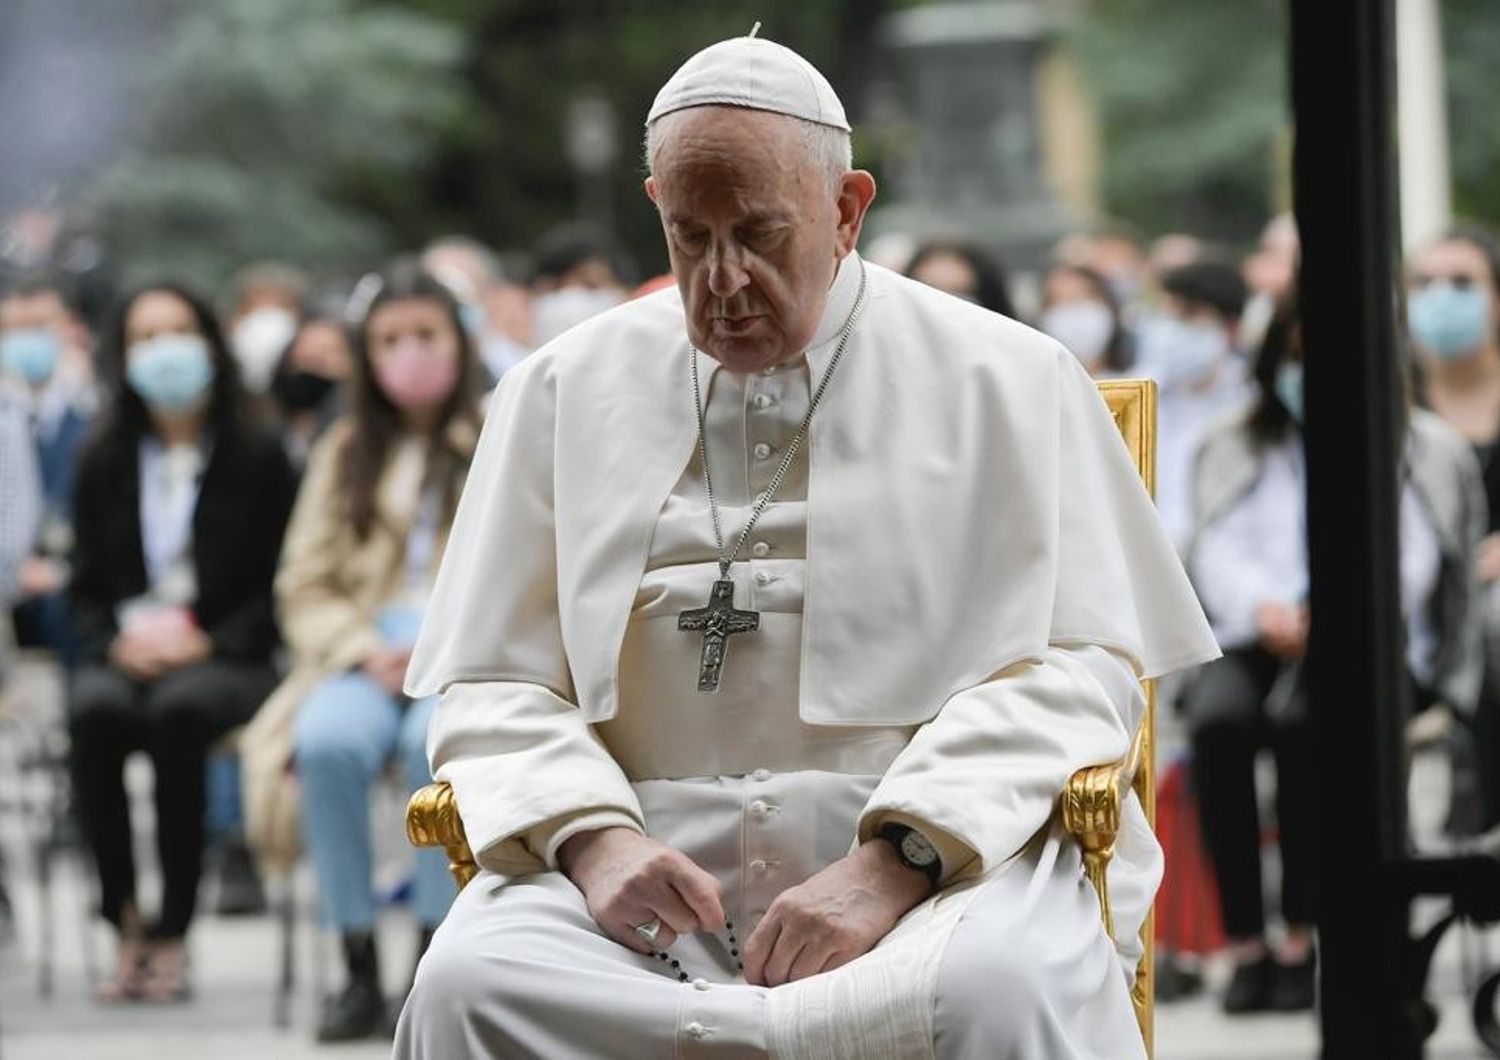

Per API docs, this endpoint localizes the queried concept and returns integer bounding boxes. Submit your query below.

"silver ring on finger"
[633,917,662,945]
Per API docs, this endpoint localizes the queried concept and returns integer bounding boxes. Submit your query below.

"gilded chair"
[408,377,1160,1056]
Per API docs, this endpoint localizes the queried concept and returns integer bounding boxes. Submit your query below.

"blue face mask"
[1275,360,1304,425]
[1136,314,1232,389]
[0,327,61,385]
[1408,282,1490,360]
[126,334,215,414]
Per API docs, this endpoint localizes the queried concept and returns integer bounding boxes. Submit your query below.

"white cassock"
[396,253,1220,1059]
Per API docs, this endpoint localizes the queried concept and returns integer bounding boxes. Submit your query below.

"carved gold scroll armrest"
[407,781,479,890]
[1061,723,1148,942]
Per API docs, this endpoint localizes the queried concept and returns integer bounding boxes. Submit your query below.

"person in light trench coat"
[240,263,484,1042]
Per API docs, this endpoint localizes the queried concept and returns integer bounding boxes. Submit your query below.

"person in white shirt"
[1185,287,1483,1015]
[1137,259,1256,553]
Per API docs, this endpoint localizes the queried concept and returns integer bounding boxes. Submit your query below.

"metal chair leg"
[273,873,296,1029]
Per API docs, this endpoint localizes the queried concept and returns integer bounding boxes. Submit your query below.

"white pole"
[1396,0,1453,254]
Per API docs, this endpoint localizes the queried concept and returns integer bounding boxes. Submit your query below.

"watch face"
[900,829,939,868]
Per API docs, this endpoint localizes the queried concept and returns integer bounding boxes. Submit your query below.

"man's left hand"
[741,837,932,987]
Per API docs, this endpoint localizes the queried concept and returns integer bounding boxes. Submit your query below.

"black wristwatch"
[877,822,942,891]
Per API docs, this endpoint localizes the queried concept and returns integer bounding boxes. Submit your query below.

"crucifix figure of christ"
[677,578,760,693]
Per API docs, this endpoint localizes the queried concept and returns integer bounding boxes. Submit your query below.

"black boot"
[1154,952,1204,1003]
[1221,954,1276,1014]
[317,932,387,1043]
[1268,949,1317,1011]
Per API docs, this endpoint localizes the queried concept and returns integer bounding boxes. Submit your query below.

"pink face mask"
[373,339,460,412]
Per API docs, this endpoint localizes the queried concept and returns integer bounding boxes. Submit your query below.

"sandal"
[138,939,192,1003]
[94,934,149,1003]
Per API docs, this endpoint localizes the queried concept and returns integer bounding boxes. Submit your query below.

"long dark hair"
[1247,286,1300,446]
[96,282,246,448]
[1253,281,1415,446]
[340,261,484,540]
[905,240,1017,319]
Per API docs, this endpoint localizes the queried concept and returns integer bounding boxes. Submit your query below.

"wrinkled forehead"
[651,108,820,207]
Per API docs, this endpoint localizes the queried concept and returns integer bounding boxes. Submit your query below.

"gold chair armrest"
[406,781,479,890]
[1061,723,1147,941]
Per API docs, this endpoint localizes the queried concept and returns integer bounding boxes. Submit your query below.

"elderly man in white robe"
[397,32,1219,1060]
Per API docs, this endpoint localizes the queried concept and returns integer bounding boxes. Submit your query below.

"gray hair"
[644,110,852,192]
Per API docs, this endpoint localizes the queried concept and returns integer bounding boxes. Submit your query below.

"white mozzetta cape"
[406,258,1218,724]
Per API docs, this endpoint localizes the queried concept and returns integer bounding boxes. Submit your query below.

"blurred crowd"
[2,201,1499,1040]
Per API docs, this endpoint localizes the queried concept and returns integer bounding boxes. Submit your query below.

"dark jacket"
[36,401,91,533]
[69,424,298,667]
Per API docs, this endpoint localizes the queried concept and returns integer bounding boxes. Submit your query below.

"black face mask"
[272,368,337,413]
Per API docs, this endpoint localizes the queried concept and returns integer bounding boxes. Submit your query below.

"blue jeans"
[205,753,243,842]
[293,671,453,930]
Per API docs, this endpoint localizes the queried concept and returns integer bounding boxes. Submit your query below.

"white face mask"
[530,288,624,347]
[1039,301,1114,366]
[1136,314,1231,388]
[231,306,298,393]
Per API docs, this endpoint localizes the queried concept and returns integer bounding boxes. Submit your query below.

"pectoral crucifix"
[678,578,760,693]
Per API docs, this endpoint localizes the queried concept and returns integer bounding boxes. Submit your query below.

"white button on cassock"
[751,768,771,782]
[692,978,709,991]
[750,859,768,871]
[753,442,773,460]
[752,393,774,410]
[754,570,773,585]
[749,799,771,817]
[751,542,771,558]
[686,1021,708,1039]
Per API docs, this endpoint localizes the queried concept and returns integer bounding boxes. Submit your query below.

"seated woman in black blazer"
[69,283,296,1002]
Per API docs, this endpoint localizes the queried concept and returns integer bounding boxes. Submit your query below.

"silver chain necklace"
[677,261,868,693]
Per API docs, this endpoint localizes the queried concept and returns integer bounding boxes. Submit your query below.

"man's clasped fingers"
[561,828,727,955]
[742,903,838,987]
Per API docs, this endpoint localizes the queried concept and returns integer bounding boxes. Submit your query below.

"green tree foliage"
[385,0,852,279]
[80,0,464,288]
[1067,0,1499,244]
[1066,0,1287,243]
[1444,0,1500,227]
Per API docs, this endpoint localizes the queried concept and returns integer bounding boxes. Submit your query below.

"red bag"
[1155,757,1226,955]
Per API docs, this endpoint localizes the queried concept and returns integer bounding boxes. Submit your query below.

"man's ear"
[644,176,660,207]
[834,171,877,257]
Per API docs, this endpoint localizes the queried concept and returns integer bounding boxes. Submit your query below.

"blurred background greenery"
[1,0,1494,287]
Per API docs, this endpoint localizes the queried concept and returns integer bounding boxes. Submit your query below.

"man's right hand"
[557,826,725,954]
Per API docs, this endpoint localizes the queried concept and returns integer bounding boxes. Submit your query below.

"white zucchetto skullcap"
[647,30,850,132]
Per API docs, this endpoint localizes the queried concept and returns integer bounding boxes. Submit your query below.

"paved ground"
[0,657,1495,1059]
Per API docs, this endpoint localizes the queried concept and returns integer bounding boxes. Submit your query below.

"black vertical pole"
[1290,1,1417,1056]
